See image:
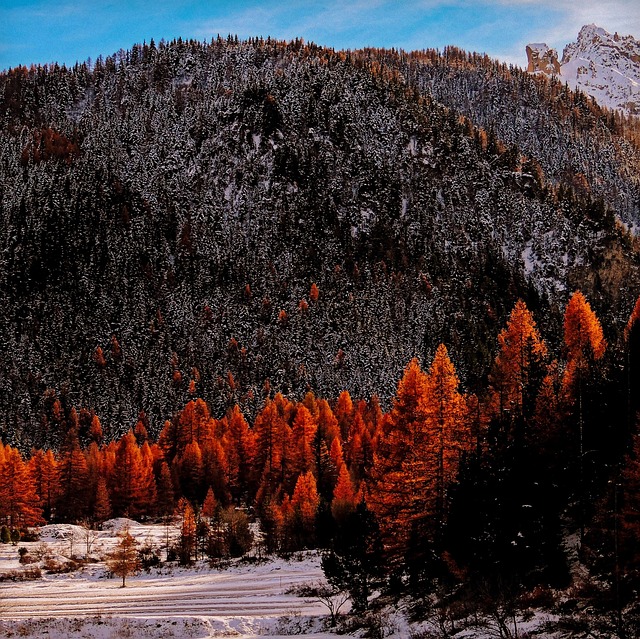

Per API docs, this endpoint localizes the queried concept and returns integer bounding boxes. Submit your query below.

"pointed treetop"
[392,358,429,421]
[202,486,218,519]
[428,344,461,395]
[497,300,547,362]
[564,291,606,362]
[490,299,547,414]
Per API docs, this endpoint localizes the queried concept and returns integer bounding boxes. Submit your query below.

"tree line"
[2,290,640,614]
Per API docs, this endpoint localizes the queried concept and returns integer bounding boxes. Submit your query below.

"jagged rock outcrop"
[526,44,560,75]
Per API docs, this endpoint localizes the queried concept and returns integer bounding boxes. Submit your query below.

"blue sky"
[1,1,639,72]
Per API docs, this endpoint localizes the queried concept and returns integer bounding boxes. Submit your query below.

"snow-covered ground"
[0,519,572,638]
[0,520,340,638]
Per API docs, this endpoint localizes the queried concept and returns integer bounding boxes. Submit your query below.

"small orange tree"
[106,526,140,587]
[489,300,547,422]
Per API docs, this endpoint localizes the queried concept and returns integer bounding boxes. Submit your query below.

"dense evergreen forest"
[2,293,640,635]
[2,37,640,449]
[2,34,640,634]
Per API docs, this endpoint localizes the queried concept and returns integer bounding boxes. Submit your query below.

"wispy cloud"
[491,0,640,43]
[1,0,639,71]
[191,0,399,45]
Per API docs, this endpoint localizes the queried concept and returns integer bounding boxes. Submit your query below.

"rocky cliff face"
[526,44,560,75]
[527,24,640,115]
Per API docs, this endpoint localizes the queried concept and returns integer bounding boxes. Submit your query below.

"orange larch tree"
[158,398,216,465]
[91,477,113,523]
[139,441,158,515]
[302,391,319,421]
[253,399,286,496]
[93,346,107,369]
[334,391,354,441]
[369,358,431,565]
[563,290,606,414]
[56,428,89,521]
[106,526,140,587]
[291,404,318,479]
[421,344,471,527]
[178,398,215,450]
[322,436,344,497]
[317,399,340,445]
[562,291,606,544]
[156,460,175,517]
[562,290,606,434]
[0,445,43,526]
[174,439,204,504]
[289,470,320,548]
[202,486,218,521]
[224,405,256,502]
[158,419,178,461]
[329,436,345,471]
[111,431,151,518]
[176,497,198,565]
[365,395,384,440]
[94,476,112,523]
[28,448,58,521]
[331,463,357,523]
[346,413,375,485]
[133,418,149,446]
[175,497,197,564]
[89,415,104,445]
[201,439,229,506]
[273,392,297,431]
[489,300,547,420]
[564,292,606,366]
[85,441,104,500]
[533,360,565,457]
[102,441,117,487]
[314,436,335,501]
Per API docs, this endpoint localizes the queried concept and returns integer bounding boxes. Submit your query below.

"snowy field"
[0,519,566,638]
[0,519,343,638]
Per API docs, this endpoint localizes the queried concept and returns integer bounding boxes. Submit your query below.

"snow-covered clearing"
[0,520,340,638]
[0,519,566,638]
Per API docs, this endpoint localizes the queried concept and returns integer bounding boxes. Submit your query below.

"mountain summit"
[526,24,640,114]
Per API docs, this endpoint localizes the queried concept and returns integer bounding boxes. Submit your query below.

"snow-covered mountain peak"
[576,23,609,42]
[526,25,640,115]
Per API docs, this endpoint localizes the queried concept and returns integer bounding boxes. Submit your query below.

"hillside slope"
[1,38,639,446]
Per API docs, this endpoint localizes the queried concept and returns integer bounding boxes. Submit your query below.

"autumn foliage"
[369,348,472,566]
[2,292,640,597]
[489,300,547,417]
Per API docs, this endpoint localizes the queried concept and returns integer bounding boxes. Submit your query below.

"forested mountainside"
[395,46,640,228]
[2,37,640,446]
